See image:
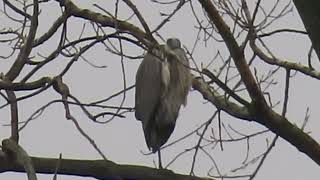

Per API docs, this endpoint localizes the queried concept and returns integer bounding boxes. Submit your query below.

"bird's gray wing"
[171,48,192,106]
[135,53,162,123]
[147,48,191,151]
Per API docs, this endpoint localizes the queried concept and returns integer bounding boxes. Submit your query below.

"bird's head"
[166,38,181,50]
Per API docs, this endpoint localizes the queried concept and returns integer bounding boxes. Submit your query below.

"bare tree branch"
[2,139,37,180]
[0,153,213,180]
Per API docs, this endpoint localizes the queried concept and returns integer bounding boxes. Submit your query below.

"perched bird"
[135,38,192,168]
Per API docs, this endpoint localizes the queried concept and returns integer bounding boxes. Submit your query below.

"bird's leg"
[157,150,163,169]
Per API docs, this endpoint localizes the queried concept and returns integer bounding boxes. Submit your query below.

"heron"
[135,38,192,169]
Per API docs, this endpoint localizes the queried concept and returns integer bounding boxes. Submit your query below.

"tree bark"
[197,0,320,166]
[0,152,211,180]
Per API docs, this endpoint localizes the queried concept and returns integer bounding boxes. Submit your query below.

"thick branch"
[2,139,37,180]
[253,109,320,165]
[0,153,212,180]
[198,0,266,106]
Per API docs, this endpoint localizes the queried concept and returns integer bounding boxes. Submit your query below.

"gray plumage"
[135,38,192,153]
